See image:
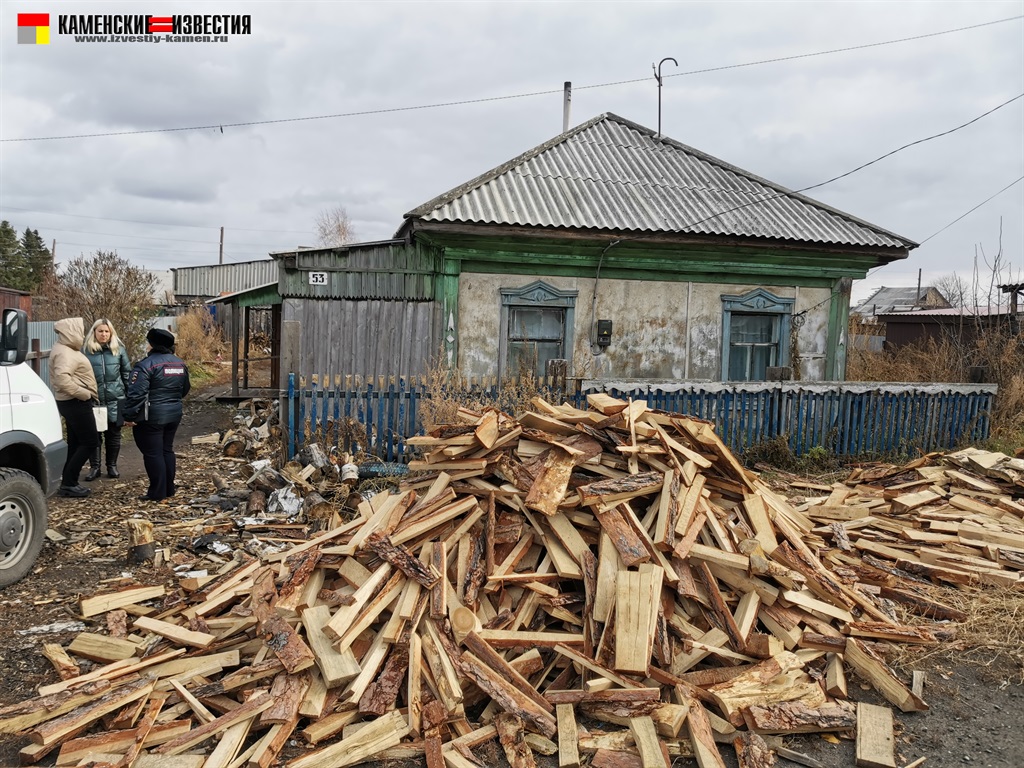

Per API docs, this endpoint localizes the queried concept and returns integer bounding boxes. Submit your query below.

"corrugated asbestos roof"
[852,286,950,315]
[404,113,916,250]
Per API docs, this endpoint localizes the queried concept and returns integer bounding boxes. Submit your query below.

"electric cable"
[918,176,1024,245]
[2,15,1018,143]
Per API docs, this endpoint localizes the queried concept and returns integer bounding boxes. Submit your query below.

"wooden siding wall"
[284,297,439,381]
[279,241,440,300]
[0,289,32,318]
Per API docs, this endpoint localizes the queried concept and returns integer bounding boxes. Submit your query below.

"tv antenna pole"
[653,57,678,138]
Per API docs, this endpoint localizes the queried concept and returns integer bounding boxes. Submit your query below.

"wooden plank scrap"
[855,703,897,768]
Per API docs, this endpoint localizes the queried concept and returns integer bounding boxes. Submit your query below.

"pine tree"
[19,228,52,290]
[0,221,30,291]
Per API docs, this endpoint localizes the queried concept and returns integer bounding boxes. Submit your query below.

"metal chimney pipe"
[562,81,572,133]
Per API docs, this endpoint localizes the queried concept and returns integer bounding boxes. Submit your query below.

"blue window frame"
[721,288,794,381]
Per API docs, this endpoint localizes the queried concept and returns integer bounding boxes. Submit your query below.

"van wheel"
[0,468,47,588]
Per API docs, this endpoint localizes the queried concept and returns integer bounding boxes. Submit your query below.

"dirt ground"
[0,392,1020,767]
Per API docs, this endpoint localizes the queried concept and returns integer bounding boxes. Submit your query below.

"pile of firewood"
[1,394,1021,768]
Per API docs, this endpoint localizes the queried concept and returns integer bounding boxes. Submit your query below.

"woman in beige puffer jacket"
[50,317,100,497]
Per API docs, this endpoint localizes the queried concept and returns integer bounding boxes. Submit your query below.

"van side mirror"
[0,309,28,366]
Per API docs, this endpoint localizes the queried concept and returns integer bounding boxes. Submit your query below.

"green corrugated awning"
[205,282,281,307]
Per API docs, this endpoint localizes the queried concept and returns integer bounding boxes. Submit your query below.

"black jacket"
[124,349,191,425]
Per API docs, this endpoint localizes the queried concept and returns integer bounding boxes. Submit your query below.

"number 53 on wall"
[308,272,328,285]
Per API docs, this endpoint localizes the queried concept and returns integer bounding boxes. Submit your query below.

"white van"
[0,309,66,587]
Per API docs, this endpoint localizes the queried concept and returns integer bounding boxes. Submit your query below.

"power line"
[918,176,1024,245]
[661,15,1023,82]
[799,93,1023,194]
[7,89,1018,251]
[2,15,1019,143]
[0,205,310,234]
[651,93,1023,241]
[53,240,267,260]
[16,224,287,249]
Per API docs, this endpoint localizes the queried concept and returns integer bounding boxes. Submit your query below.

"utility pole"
[219,226,224,265]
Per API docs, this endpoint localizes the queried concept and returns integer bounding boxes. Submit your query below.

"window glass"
[728,313,779,380]
[509,307,564,340]
[728,346,749,381]
[506,307,565,377]
[751,344,776,380]
[731,314,774,344]
[508,341,562,377]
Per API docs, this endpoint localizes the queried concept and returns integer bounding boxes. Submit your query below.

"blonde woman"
[82,319,132,480]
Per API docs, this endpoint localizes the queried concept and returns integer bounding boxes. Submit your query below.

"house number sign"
[308,271,328,285]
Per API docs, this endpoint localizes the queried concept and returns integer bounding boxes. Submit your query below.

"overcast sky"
[1,1,1021,303]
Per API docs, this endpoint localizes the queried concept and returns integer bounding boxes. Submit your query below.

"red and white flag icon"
[147,16,173,33]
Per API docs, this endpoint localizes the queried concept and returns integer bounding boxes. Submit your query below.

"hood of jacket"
[54,317,86,350]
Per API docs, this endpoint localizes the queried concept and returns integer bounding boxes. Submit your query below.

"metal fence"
[25,318,179,387]
[284,376,996,463]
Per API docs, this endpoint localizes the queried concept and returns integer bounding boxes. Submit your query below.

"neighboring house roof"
[402,112,916,251]
[852,286,950,316]
[172,260,278,298]
[880,306,1013,318]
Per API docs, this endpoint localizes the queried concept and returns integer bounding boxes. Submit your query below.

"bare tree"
[934,272,971,309]
[36,251,157,359]
[313,206,355,247]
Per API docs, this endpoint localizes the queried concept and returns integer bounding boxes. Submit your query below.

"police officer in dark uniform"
[124,328,191,502]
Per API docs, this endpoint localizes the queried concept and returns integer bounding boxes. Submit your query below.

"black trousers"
[91,422,122,467]
[57,399,99,486]
[132,421,180,501]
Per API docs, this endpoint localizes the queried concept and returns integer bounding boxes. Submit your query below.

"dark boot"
[85,447,101,481]
[105,429,121,478]
[59,485,91,498]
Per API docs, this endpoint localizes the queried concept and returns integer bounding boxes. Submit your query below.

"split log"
[733,732,777,768]
[248,489,267,515]
[495,713,536,768]
[742,699,857,733]
[459,652,557,738]
[844,639,928,713]
[127,519,155,564]
[302,491,333,521]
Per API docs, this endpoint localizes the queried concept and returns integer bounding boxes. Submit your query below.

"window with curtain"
[507,306,566,377]
[721,288,794,381]
[728,313,780,381]
[499,281,577,380]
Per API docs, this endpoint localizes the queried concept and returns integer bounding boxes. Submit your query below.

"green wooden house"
[396,112,915,382]
[273,112,915,383]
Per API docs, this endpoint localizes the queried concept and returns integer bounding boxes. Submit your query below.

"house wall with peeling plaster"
[457,272,834,381]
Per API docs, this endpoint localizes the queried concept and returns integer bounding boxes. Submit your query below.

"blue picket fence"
[284,375,996,463]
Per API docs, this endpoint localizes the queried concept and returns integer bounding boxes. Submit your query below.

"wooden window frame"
[499,281,577,380]
[721,288,794,381]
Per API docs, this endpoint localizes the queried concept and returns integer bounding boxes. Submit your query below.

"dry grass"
[174,306,227,380]
[418,355,544,432]
[887,584,1024,682]
[847,322,1024,450]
